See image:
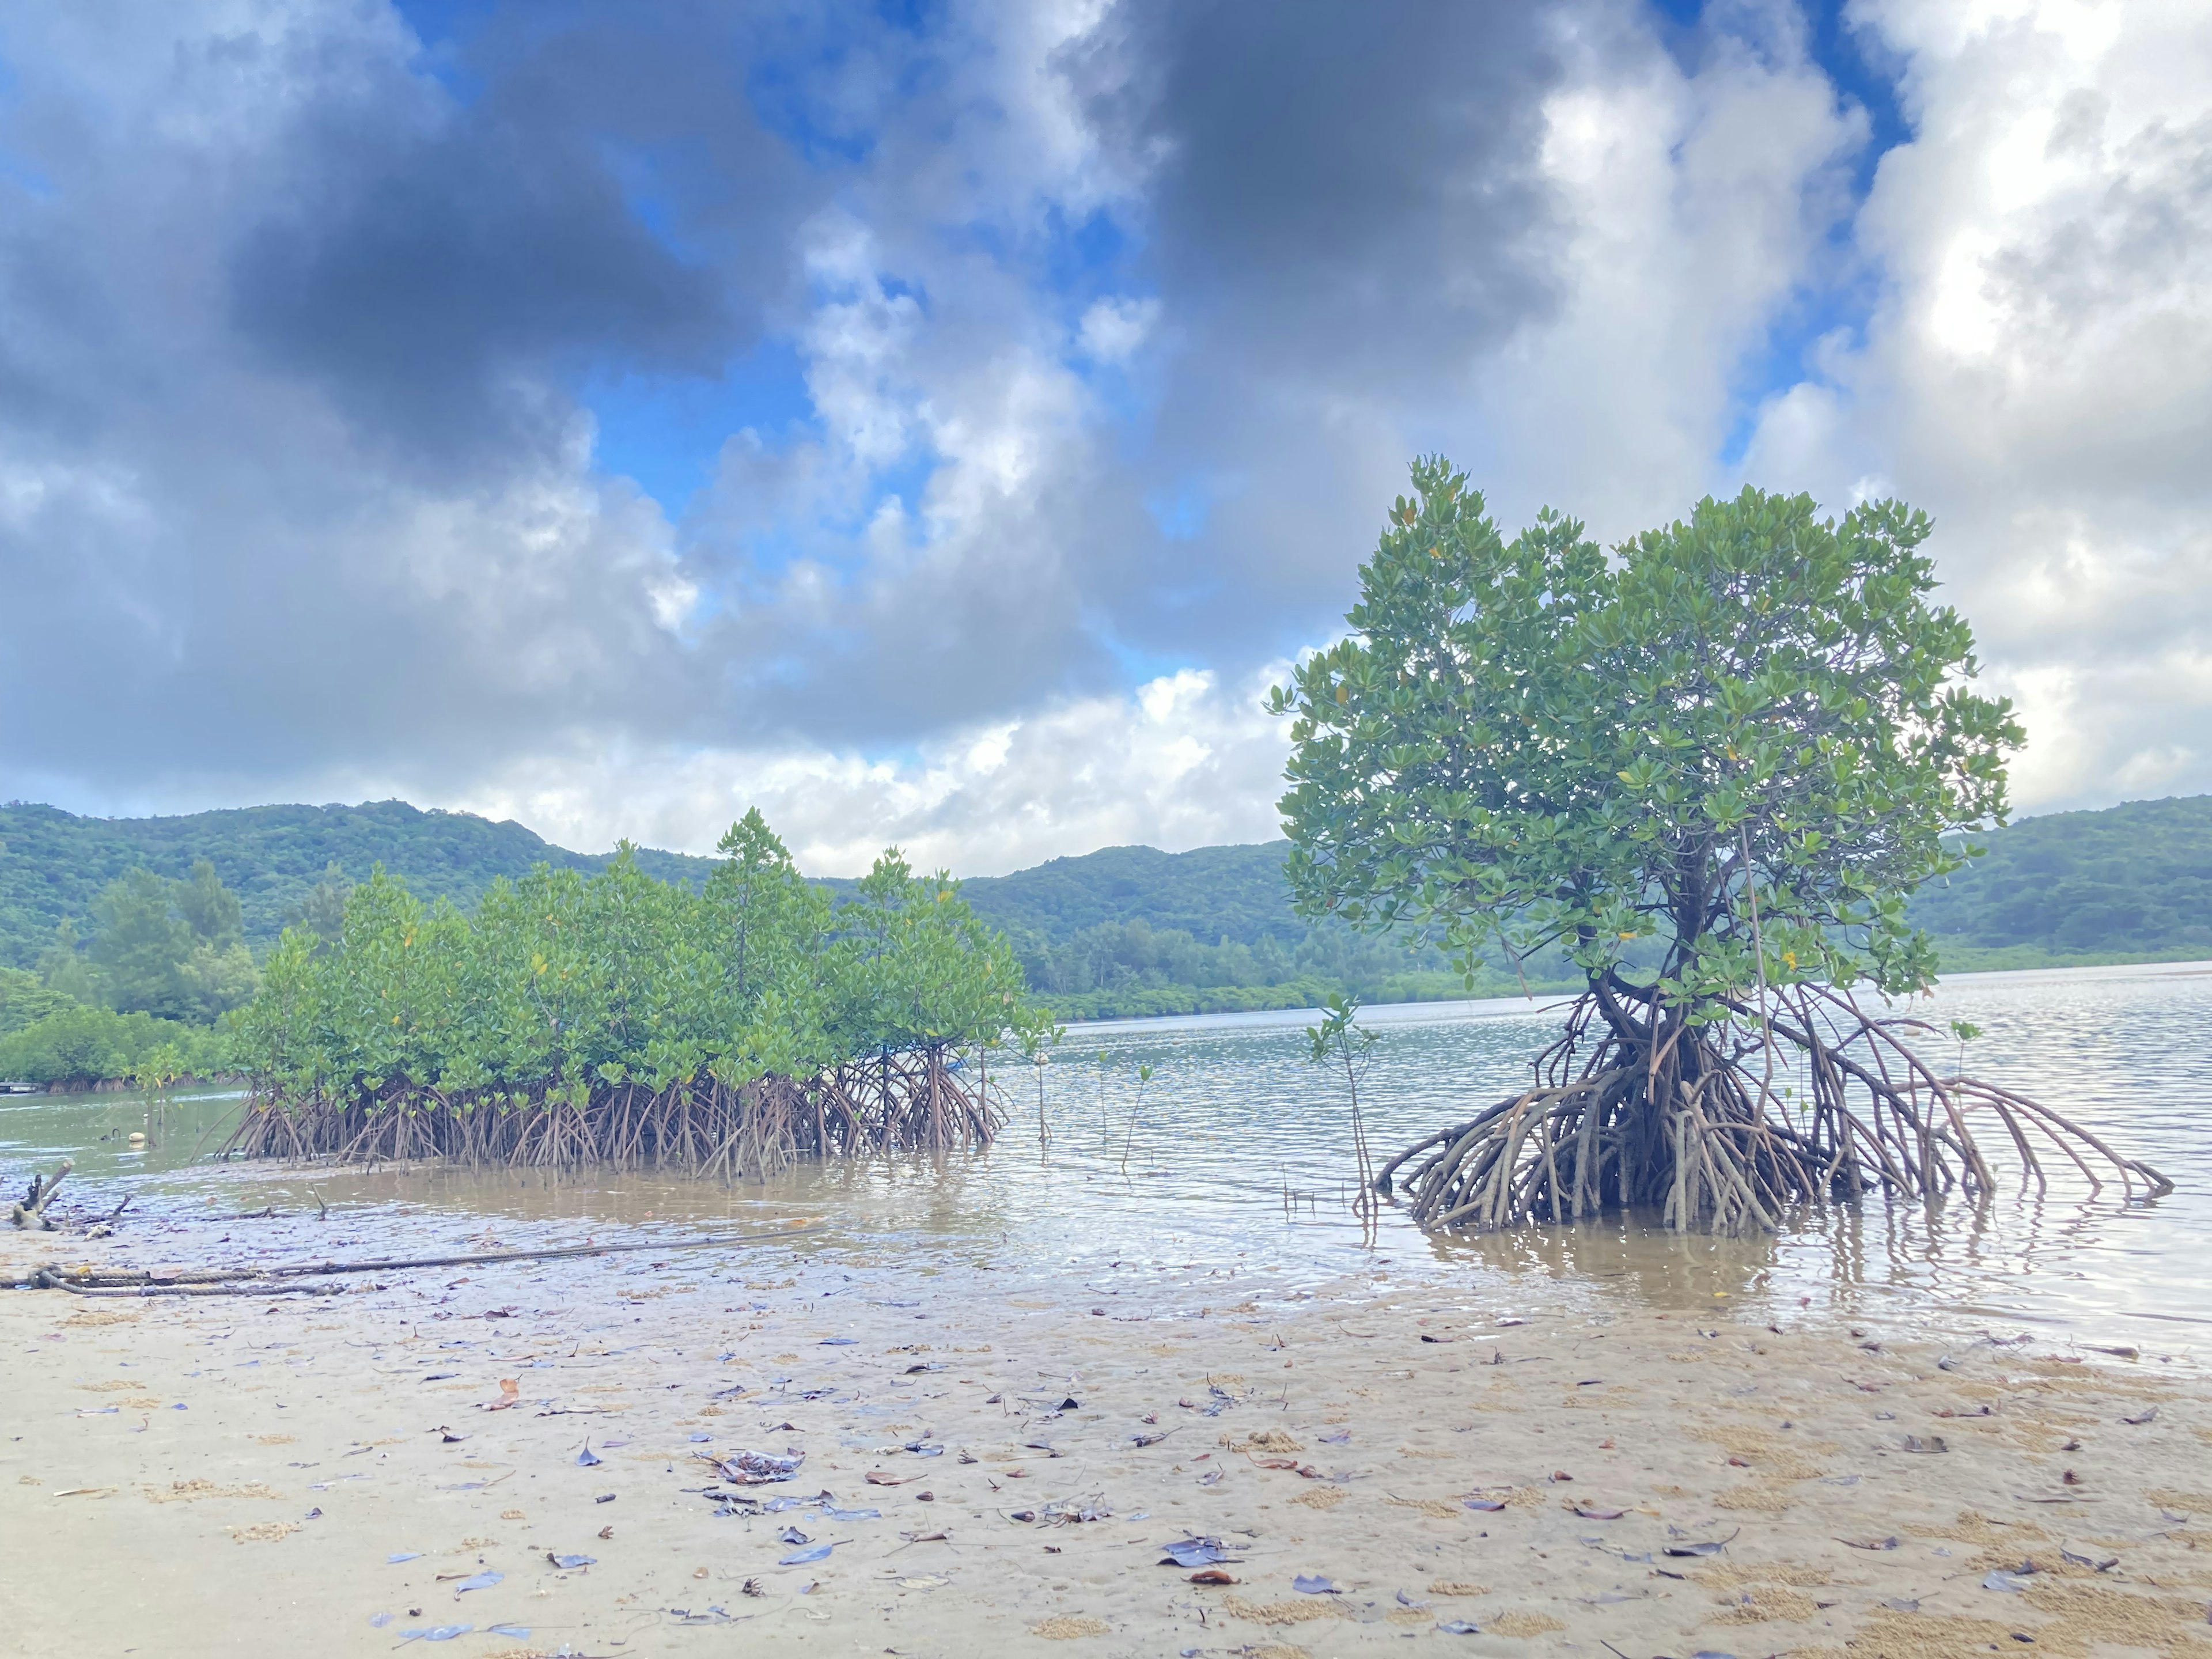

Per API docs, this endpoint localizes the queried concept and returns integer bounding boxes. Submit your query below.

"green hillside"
[0,800,715,969]
[7,793,2212,1027]
[959,843,1302,944]
[1915,795,2212,956]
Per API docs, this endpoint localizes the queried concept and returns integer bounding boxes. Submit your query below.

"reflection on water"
[5,960,2208,1343]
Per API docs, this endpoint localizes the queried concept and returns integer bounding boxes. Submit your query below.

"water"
[6,961,2209,1348]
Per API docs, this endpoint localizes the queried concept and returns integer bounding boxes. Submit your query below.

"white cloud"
[9,0,2210,871]
[447,662,1294,876]
[1077,295,1158,363]
[1742,0,2212,812]
[1459,6,1868,540]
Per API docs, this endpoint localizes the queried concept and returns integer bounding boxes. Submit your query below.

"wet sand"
[5,1222,2211,1659]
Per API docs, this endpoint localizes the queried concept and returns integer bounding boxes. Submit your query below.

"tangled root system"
[222,1047,998,1177]
[1379,982,2168,1234]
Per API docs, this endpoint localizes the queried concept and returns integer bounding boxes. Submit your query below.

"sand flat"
[5,1227,2210,1658]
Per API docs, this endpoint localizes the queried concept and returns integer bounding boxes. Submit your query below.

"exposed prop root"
[221,1047,999,1176]
[1379,984,2169,1235]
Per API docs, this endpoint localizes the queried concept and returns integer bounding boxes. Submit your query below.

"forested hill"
[1915,794,2212,958]
[959,842,1299,945]
[0,800,716,968]
[7,792,2212,1008]
[961,796,2212,964]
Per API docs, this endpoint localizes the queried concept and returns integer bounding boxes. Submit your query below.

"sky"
[0,0,2207,876]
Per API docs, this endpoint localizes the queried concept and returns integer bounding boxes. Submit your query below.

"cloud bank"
[0,0,2205,872]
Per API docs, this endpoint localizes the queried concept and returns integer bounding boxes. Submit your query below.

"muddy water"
[5,961,2208,1346]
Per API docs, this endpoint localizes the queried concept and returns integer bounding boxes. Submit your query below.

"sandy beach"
[6,1214,2210,1659]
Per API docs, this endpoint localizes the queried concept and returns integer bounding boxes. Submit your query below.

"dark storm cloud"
[229,9,810,472]
[664,0,1579,747]
[0,2,823,794]
[0,0,1579,813]
[1058,0,1572,658]
[1073,0,1566,383]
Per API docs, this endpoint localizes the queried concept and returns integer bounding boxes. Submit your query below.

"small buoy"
[127,1131,146,1145]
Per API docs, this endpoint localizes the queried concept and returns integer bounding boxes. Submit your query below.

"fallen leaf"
[1573,1504,1626,1520]
[2061,1548,2120,1571]
[1663,1533,1736,1558]
[1293,1574,1340,1594]
[1160,1537,1234,1569]
[865,1471,912,1486]
[1840,1536,1899,1551]
[707,1448,805,1484]
[2121,1407,2158,1426]
[1190,1569,1236,1585]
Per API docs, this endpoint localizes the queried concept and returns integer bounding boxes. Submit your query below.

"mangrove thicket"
[224,810,1046,1174]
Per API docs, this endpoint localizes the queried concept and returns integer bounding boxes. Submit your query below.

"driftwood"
[9,1222,824,1297]
[12,1159,72,1230]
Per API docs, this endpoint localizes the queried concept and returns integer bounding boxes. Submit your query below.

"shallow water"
[5,961,2207,1347]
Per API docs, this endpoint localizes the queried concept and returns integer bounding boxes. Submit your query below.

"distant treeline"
[0,798,714,968]
[5,793,2212,1039]
[1914,794,2212,958]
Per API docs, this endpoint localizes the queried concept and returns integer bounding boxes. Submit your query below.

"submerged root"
[1378,984,2169,1235]
[219,1047,999,1177]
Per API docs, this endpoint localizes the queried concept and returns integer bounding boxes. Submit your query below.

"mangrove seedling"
[1120,1062,1154,1173]
[1305,992,1380,1226]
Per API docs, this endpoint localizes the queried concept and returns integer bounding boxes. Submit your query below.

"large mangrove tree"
[1272,459,2167,1233]
[224,810,1046,1173]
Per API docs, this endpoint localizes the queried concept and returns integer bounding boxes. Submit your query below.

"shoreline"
[6,1222,2210,1657]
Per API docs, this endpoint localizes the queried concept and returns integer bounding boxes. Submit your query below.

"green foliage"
[282,863,353,953]
[1911,794,2212,955]
[73,859,260,1022]
[0,798,719,969]
[0,1002,222,1087]
[1272,458,2024,1014]
[9,779,2209,1041]
[225,813,1043,1105]
[36,918,98,1005]
[0,964,77,1036]
[1305,990,1378,1075]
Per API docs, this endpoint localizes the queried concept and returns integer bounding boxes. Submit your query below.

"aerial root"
[219,1047,1000,1176]
[1377,986,2169,1235]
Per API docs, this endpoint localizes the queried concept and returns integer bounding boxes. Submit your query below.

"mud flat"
[5,1222,2210,1659]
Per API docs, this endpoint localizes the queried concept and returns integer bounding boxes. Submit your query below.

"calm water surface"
[5,962,2207,1349]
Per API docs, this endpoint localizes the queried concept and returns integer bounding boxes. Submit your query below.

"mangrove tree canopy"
[1273,458,2166,1232]
[225,810,1044,1172]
